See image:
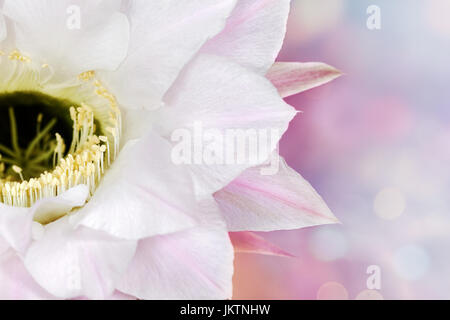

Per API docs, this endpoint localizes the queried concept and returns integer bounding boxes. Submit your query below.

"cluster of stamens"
[0,105,118,207]
[0,51,121,208]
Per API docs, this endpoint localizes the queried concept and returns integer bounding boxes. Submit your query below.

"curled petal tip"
[267,61,343,98]
[229,232,296,258]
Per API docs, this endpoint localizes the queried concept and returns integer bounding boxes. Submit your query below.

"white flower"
[0,0,341,299]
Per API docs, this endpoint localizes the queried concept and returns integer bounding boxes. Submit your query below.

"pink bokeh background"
[233,0,450,300]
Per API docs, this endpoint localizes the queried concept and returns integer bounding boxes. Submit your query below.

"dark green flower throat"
[0,91,75,181]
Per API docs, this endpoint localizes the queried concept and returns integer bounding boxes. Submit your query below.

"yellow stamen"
[12,165,24,181]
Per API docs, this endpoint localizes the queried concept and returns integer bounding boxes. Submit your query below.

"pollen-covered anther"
[78,70,96,81]
[8,50,31,62]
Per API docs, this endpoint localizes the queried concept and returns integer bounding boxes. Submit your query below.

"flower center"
[0,50,121,209]
[0,91,75,180]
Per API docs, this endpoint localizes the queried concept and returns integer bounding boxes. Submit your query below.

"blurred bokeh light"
[233,0,450,300]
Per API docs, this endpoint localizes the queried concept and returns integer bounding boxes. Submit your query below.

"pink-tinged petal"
[230,232,294,257]
[101,0,237,110]
[0,250,55,299]
[267,62,343,98]
[157,54,296,196]
[0,185,89,255]
[24,216,137,299]
[73,131,198,240]
[3,0,129,78]
[215,157,339,232]
[118,199,234,300]
[0,238,9,256]
[74,290,136,300]
[106,290,137,300]
[202,0,290,74]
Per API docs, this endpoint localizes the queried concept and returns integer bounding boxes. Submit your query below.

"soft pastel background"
[233,0,450,300]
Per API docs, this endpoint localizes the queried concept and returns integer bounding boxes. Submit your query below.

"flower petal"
[157,54,296,196]
[0,249,55,299]
[214,157,339,232]
[100,0,237,110]
[73,131,198,240]
[202,0,290,74]
[0,238,9,256]
[106,290,136,300]
[75,290,137,300]
[118,199,234,300]
[33,185,90,225]
[3,0,129,78]
[229,231,294,257]
[24,216,137,299]
[0,13,6,42]
[267,62,343,98]
[0,185,89,254]
[121,108,156,143]
[0,205,31,254]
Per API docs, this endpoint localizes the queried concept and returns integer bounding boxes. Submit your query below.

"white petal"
[73,131,198,240]
[0,249,55,299]
[118,198,234,300]
[3,0,129,78]
[24,216,137,299]
[120,108,157,143]
[202,0,290,74]
[0,204,31,254]
[0,13,6,43]
[33,184,90,225]
[100,0,237,110]
[0,185,89,254]
[214,157,339,231]
[156,54,296,196]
